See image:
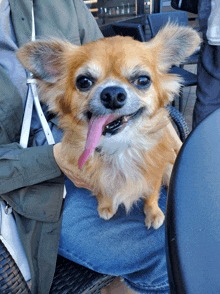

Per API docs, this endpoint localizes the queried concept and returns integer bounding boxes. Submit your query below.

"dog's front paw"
[98,205,116,220]
[144,207,165,230]
[97,194,116,220]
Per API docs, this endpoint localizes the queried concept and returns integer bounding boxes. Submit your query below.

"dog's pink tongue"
[78,114,117,169]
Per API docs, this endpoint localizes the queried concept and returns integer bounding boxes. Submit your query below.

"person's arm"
[0,65,62,195]
[73,0,103,45]
[0,143,62,194]
[0,142,93,195]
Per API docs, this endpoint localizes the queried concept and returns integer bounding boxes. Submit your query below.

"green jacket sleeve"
[0,66,64,222]
[0,143,62,195]
[0,143,64,222]
[0,66,62,195]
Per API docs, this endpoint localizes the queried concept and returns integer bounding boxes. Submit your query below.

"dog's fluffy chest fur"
[94,124,161,196]
[97,126,154,177]
[97,120,156,156]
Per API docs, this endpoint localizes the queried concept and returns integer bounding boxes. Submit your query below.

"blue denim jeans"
[58,178,170,293]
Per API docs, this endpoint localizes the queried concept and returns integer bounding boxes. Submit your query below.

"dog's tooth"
[123,116,129,123]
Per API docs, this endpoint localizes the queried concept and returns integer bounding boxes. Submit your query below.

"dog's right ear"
[147,23,201,72]
[17,39,78,83]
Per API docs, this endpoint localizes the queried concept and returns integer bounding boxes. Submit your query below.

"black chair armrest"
[166,107,220,293]
[99,24,116,37]
[100,22,146,42]
[112,22,146,42]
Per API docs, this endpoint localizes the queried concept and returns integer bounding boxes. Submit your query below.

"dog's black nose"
[100,86,127,110]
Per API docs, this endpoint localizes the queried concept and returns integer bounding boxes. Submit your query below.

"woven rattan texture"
[50,255,115,294]
[0,240,31,294]
[166,105,189,142]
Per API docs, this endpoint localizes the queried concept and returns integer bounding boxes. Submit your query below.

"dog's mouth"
[78,107,144,169]
[86,107,144,136]
[102,107,144,136]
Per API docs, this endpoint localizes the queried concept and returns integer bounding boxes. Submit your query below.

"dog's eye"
[134,76,151,88]
[76,75,94,91]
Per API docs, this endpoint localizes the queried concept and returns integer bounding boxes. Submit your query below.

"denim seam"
[58,247,170,293]
[124,278,170,293]
[58,247,105,274]
[125,279,169,291]
[128,279,169,288]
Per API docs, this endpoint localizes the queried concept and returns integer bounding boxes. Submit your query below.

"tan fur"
[17,24,201,229]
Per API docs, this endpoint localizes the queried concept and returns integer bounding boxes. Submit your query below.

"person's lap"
[58,178,170,293]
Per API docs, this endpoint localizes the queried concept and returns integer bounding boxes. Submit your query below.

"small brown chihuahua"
[17,23,200,229]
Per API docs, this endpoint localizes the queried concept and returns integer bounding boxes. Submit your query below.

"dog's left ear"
[148,23,201,71]
[17,39,78,83]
